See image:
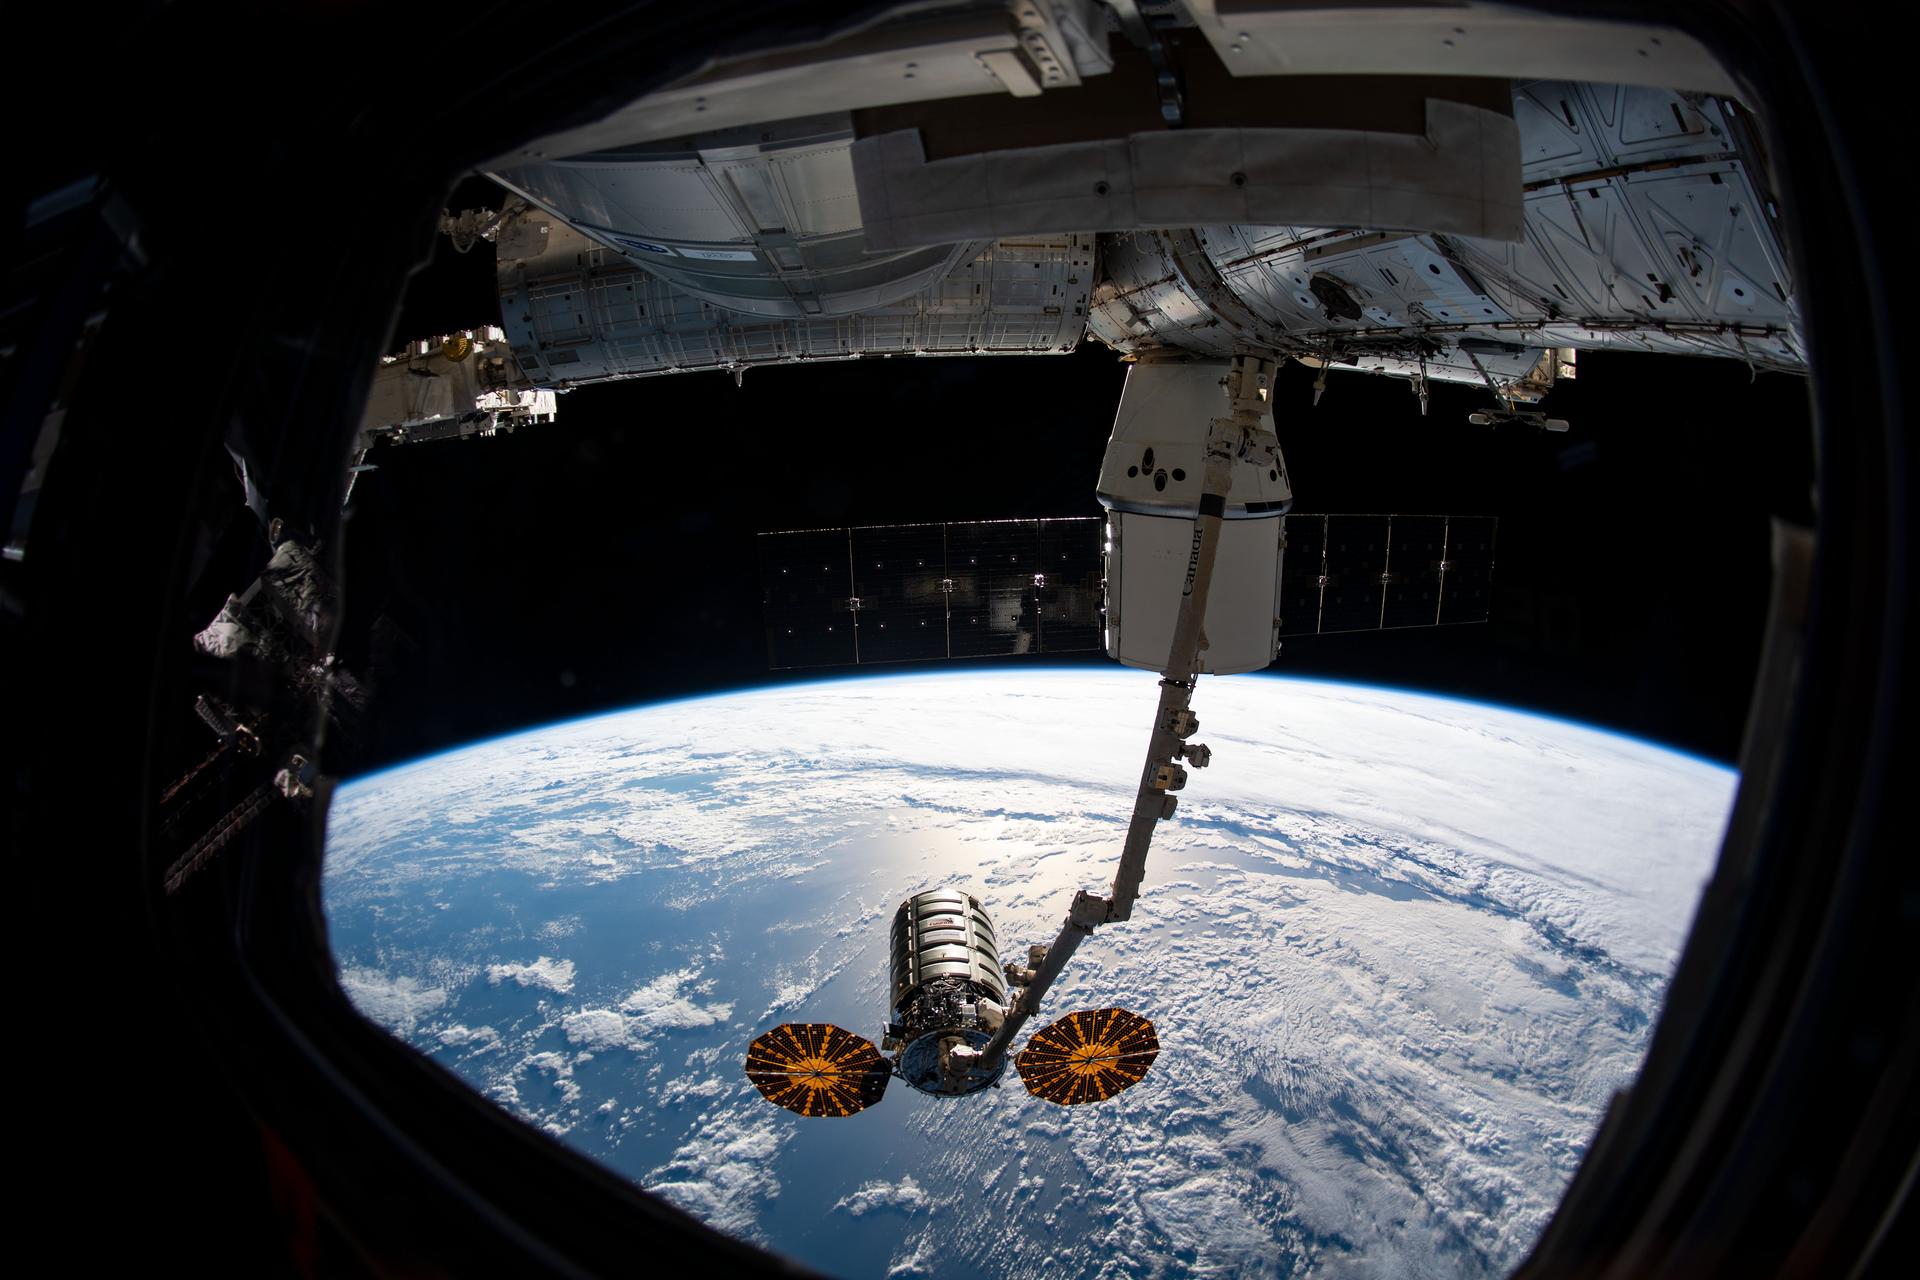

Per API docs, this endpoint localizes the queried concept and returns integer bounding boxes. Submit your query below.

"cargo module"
[746,889,1161,1115]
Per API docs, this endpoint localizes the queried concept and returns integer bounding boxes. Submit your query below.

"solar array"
[760,513,1495,669]
[1278,513,1498,637]
[1015,1007,1161,1105]
[743,1023,892,1117]
[759,518,1105,669]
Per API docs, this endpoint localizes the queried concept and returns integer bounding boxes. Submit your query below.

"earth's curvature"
[323,670,1735,1278]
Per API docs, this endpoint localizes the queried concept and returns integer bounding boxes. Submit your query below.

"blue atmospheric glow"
[324,654,1741,1276]
[339,668,1735,794]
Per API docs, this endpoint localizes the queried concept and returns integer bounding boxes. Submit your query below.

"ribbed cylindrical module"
[887,888,1008,1097]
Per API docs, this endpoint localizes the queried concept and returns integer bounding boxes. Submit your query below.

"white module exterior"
[371,11,1803,449]
[1086,83,1801,380]
[852,95,1523,252]
[1096,362,1292,517]
[1096,360,1291,675]
[1104,511,1283,675]
[491,114,985,321]
[497,213,1092,385]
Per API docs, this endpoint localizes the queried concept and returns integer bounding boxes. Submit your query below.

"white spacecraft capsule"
[1097,356,1292,675]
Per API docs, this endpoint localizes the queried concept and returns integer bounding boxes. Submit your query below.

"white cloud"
[537,915,583,940]
[659,1075,728,1107]
[886,1231,936,1278]
[646,1104,787,1241]
[436,1023,499,1051]
[558,970,735,1056]
[835,1176,937,1217]
[326,670,1738,1274]
[486,956,576,994]
[561,1008,633,1052]
[620,968,733,1030]
[522,1050,582,1112]
[338,966,446,1034]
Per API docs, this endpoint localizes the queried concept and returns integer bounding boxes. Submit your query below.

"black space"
[338,191,1815,777]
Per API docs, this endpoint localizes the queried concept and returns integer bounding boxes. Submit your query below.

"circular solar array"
[1015,1007,1160,1105]
[743,1023,891,1117]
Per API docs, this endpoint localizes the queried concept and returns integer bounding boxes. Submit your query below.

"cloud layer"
[324,671,1735,1278]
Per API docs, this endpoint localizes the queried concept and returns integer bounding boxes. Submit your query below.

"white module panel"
[1105,510,1283,676]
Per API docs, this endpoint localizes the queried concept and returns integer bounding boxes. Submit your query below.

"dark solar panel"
[1317,514,1391,634]
[763,514,1493,667]
[1278,513,1329,637]
[761,528,857,669]
[1383,515,1450,629]
[1036,517,1104,653]
[947,520,1041,658]
[1437,515,1499,625]
[850,524,949,664]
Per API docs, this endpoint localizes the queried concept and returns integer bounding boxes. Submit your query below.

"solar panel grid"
[1317,514,1392,635]
[947,520,1040,658]
[761,528,856,668]
[1438,515,1499,625]
[1037,518,1104,653]
[1384,515,1450,629]
[1278,512,1329,637]
[761,515,1493,665]
[851,524,949,664]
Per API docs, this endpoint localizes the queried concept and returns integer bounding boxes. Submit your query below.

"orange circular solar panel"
[743,1023,891,1117]
[1015,1007,1160,1105]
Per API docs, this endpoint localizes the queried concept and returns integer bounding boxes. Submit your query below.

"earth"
[323,669,1734,1278]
